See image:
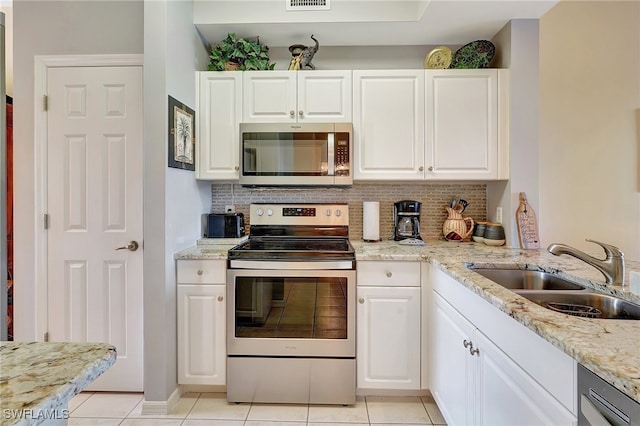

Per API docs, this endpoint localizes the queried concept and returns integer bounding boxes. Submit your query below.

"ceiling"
[193,0,559,48]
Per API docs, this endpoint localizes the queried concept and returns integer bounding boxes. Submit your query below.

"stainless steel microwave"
[239,122,352,186]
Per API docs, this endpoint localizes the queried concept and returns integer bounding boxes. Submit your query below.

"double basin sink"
[470,268,640,320]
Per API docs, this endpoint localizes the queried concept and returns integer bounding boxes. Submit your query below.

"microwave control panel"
[335,134,350,176]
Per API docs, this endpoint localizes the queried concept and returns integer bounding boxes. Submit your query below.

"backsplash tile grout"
[210,183,487,241]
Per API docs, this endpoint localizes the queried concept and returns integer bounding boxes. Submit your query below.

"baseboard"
[180,384,226,393]
[141,386,182,415]
[356,388,430,397]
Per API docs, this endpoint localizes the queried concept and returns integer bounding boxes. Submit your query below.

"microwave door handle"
[327,133,335,176]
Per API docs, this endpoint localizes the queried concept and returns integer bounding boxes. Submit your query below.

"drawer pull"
[217,296,224,302]
[463,339,472,348]
[470,347,480,356]
[386,272,392,278]
[358,298,365,304]
[197,270,203,276]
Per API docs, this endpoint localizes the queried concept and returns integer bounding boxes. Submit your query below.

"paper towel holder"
[362,201,382,242]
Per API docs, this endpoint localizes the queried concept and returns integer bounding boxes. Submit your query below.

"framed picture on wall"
[168,96,195,171]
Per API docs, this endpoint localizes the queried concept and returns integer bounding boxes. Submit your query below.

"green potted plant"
[208,33,276,71]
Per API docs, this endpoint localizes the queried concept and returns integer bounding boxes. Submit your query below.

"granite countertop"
[352,239,640,404]
[174,238,640,404]
[0,342,117,426]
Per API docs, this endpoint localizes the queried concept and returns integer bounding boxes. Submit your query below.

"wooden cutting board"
[516,192,540,249]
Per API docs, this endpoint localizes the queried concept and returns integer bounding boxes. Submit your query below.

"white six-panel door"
[46,66,143,391]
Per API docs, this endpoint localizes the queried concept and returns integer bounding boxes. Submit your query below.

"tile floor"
[68,392,447,426]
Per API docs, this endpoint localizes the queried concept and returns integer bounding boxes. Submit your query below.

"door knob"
[115,241,139,252]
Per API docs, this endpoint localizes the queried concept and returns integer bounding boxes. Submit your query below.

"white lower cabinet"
[177,260,226,385]
[356,261,422,390]
[357,286,421,389]
[429,266,577,426]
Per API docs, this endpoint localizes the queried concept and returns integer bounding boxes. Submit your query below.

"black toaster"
[202,213,245,238]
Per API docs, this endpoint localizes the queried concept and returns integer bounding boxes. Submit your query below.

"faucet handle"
[585,239,624,258]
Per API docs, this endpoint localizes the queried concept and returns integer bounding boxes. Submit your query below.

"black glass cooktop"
[228,237,354,261]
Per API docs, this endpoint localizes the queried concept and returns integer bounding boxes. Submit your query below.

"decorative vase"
[443,207,475,241]
[224,61,240,71]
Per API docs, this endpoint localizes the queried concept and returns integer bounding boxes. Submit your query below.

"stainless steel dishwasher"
[578,364,640,425]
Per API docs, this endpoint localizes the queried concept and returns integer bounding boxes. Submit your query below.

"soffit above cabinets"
[193,0,558,47]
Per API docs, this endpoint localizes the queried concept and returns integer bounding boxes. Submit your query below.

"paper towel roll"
[363,201,380,242]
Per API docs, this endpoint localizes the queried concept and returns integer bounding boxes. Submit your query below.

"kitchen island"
[0,342,116,426]
[175,239,640,404]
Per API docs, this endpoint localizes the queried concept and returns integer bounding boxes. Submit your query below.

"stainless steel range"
[226,203,356,405]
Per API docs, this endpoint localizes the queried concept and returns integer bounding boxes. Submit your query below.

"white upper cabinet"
[352,69,509,181]
[196,72,242,180]
[425,69,502,180]
[353,70,425,180]
[243,70,352,123]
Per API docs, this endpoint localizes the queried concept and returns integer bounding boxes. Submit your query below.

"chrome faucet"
[547,239,625,286]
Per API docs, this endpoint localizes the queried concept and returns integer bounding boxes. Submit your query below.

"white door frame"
[33,54,144,341]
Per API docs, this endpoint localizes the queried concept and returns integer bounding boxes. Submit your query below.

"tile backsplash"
[210,183,487,241]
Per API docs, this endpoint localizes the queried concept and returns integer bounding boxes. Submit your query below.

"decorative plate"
[450,40,495,69]
[424,46,452,69]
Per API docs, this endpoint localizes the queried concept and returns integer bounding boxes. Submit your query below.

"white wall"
[539,1,640,261]
[143,0,209,403]
[13,0,143,340]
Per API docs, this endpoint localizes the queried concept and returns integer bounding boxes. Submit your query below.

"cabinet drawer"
[357,261,420,286]
[177,260,226,284]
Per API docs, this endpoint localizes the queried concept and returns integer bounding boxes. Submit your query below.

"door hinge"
[44,332,49,342]
[43,213,49,230]
[42,95,48,111]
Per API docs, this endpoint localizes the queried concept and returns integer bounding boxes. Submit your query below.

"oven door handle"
[229,260,354,270]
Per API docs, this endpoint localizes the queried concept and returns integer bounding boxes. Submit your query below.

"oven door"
[227,268,356,358]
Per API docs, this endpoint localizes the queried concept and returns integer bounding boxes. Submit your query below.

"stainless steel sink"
[468,267,640,320]
[516,291,640,320]
[471,268,586,290]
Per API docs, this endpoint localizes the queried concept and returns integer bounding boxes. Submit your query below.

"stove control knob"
[335,209,342,217]
[256,208,264,216]
[326,209,332,216]
[267,209,273,216]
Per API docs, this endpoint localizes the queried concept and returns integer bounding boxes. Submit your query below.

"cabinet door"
[177,284,226,385]
[196,72,242,180]
[430,291,475,425]
[357,286,421,389]
[243,71,296,122]
[425,70,498,180]
[474,330,576,426]
[297,71,352,122]
[353,70,425,180]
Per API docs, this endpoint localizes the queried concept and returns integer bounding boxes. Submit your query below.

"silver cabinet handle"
[358,298,365,304]
[299,110,304,117]
[217,296,224,302]
[428,166,433,171]
[386,272,392,278]
[197,270,203,276]
[115,241,139,252]
[289,110,295,117]
[463,339,472,348]
[418,166,424,172]
[234,166,239,171]
[470,347,480,356]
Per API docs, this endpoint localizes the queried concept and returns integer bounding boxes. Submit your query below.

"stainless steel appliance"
[393,200,422,241]
[578,364,640,425]
[239,123,352,186]
[227,203,356,405]
[201,212,245,238]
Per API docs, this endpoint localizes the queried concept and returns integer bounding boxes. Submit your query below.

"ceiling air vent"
[286,0,330,11]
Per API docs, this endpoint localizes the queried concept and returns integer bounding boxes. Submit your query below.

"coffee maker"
[393,200,422,241]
